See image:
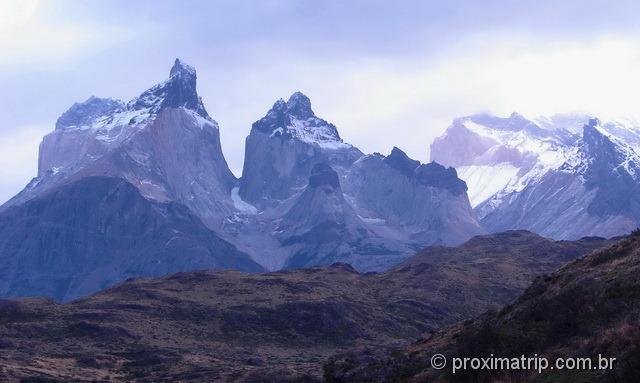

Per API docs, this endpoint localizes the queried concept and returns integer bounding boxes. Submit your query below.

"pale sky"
[2,0,640,203]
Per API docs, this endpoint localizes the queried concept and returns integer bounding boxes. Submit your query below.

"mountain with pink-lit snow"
[431,112,640,239]
[3,58,639,302]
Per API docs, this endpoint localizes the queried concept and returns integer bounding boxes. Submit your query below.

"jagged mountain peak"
[128,58,209,119]
[54,59,211,134]
[586,117,601,128]
[382,147,466,195]
[415,161,467,196]
[271,98,287,111]
[12,58,236,230]
[582,117,603,137]
[576,117,640,219]
[436,110,640,239]
[56,96,125,130]
[169,58,196,78]
[467,111,545,136]
[251,92,346,149]
[581,117,622,160]
[286,91,314,120]
[281,163,351,231]
[264,92,314,120]
[383,147,420,176]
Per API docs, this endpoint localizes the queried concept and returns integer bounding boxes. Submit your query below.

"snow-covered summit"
[252,92,349,150]
[566,118,640,180]
[240,91,363,206]
[37,59,218,176]
[432,112,640,239]
[128,58,209,119]
[431,112,588,207]
[54,58,212,138]
[286,91,315,120]
[56,96,125,130]
[169,58,196,77]
[9,59,234,224]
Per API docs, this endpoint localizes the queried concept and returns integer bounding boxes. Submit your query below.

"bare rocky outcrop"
[0,177,263,302]
[239,92,362,207]
[0,62,486,298]
[6,59,237,228]
[342,147,485,246]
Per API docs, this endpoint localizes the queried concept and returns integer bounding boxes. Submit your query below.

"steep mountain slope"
[325,232,640,383]
[0,62,489,290]
[431,113,640,239]
[232,146,484,271]
[0,232,609,382]
[0,177,263,302]
[232,94,485,270]
[239,92,363,207]
[239,93,483,249]
[277,163,411,270]
[4,59,237,228]
[343,147,485,245]
[431,112,578,208]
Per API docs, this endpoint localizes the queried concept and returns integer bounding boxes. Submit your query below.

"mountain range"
[1,58,639,382]
[0,59,483,300]
[432,112,640,239]
[1,59,639,301]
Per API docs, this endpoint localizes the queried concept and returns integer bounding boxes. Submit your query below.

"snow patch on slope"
[358,215,386,225]
[182,107,218,130]
[231,187,258,214]
[285,117,351,150]
[463,119,569,169]
[436,114,595,207]
[457,164,520,207]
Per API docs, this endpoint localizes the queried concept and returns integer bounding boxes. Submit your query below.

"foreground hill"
[0,232,609,382]
[325,232,640,382]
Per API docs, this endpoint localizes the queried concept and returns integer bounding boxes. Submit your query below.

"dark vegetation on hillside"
[325,231,640,383]
[0,231,609,382]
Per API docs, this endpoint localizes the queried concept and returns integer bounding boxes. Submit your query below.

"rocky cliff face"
[7,59,237,228]
[242,94,482,226]
[343,147,485,245]
[232,94,484,270]
[239,92,363,207]
[0,62,487,300]
[0,60,257,300]
[0,177,263,302]
[276,163,410,270]
[432,113,640,239]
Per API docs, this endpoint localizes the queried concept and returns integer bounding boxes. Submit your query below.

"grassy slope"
[325,233,640,382]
